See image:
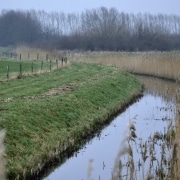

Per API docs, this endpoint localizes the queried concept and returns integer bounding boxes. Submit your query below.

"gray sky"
[0,0,180,15]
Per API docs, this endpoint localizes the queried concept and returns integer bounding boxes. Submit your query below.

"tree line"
[0,7,180,51]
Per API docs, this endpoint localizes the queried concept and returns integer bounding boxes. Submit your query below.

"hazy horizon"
[0,0,180,15]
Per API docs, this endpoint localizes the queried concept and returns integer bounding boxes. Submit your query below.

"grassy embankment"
[0,62,142,179]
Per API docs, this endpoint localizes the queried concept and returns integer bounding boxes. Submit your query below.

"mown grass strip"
[0,62,111,99]
[0,62,142,179]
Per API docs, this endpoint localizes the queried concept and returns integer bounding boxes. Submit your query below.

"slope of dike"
[0,62,142,179]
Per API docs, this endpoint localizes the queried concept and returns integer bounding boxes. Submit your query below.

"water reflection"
[44,77,179,180]
[136,75,178,102]
[113,95,175,179]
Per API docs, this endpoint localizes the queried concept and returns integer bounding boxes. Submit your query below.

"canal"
[44,76,179,180]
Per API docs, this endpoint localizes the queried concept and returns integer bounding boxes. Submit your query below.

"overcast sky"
[0,0,180,15]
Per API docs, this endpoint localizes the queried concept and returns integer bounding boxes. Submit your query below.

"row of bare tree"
[0,7,180,51]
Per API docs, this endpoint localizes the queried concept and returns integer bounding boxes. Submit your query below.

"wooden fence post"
[61,58,63,66]
[20,54,21,60]
[46,54,48,61]
[7,65,9,79]
[31,62,33,73]
[41,61,43,72]
[50,60,52,72]
[37,53,39,60]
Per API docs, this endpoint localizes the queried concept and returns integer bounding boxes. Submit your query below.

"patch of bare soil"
[45,83,77,96]
[0,97,14,103]
[24,83,80,100]
[0,83,80,103]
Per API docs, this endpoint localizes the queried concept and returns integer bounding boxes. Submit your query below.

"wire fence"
[0,52,68,81]
[1,51,68,61]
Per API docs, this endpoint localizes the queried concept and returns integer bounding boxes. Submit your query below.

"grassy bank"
[0,62,142,179]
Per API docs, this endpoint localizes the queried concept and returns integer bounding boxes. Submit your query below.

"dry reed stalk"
[0,130,6,180]
[73,51,180,81]
[111,117,175,179]
[172,87,180,179]
[16,46,46,60]
[111,144,127,180]
[111,121,136,180]
[15,46,68,61]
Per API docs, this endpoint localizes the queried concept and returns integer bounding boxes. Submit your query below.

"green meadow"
[0,59,59,81]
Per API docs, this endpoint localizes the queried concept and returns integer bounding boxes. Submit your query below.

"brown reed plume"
[0,130,6,180]
[72,51,180,82]
[111,120,136,180]
[171,87,180,179]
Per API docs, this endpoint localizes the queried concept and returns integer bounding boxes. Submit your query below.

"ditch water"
[44,76,179,180]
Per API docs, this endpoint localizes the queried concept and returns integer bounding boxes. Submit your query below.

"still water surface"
[44,76,179,180]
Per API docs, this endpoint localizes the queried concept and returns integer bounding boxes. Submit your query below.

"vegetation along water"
[0,61,142,179]
[45,75,179,180]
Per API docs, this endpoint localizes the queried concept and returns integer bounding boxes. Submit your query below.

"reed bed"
[172,87,180,179]
[72,51,180,82]
[0,130,6,180]
[15,46,68,61]
[111,118,175,180]
[136,76,180,179]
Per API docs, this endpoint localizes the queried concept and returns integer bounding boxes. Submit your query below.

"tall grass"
[172,87,180,179]
[15,46,67,61]
[136,75,180,179]
[0,130,6,180]
[111,119,175,179]
[72,51,180,81]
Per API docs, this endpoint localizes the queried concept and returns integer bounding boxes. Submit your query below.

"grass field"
[0,62,142,179]
[0,59,64,81]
